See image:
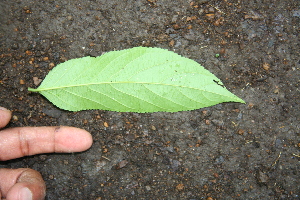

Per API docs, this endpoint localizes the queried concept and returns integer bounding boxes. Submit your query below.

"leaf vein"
[108,83,165,110]
[63,89,112,110]
[45,91,79,110]
[107,52,144,80]
[141,84,188,109]
[87,85,135,110]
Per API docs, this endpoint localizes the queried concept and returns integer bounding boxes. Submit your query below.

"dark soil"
[1,0,299,199]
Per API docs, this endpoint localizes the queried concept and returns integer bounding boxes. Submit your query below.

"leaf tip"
[237,97,246,104]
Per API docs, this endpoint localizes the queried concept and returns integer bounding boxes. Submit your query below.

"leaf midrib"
[29,81,212,92]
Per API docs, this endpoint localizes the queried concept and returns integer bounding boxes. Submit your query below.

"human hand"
[0,107,93,200]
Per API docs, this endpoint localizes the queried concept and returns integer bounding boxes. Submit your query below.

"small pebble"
[171,15,178,23]
[256,171,269,183]
[176,183,184,191]
[12,115,18,121]
[262,63,270,70]
[33,77,42,86]
[237,129,244,135]
[273,88,279,94]
[215,156,224,164]
[115,160,128,169]
[145,185,151,191]
[20,79,25,84]
[49,62,55,68]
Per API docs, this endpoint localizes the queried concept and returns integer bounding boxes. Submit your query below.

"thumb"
[0,168,46,200]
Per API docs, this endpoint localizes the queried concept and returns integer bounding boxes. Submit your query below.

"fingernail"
[19,187,33,200]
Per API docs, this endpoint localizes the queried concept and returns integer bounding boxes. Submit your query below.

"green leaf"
[28,47,244,113]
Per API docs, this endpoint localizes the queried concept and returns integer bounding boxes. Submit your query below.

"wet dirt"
[0,0,299,199]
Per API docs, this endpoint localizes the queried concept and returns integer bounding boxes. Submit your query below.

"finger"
[0,168,46,200]
[0,126,93,161]
[0,107,12,128]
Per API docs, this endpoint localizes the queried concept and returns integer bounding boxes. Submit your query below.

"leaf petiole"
[28,87,40,92]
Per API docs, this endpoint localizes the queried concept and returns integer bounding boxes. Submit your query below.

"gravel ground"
[1,0,299,199]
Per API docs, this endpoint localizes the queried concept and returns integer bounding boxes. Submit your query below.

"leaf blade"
[29,47,245,112]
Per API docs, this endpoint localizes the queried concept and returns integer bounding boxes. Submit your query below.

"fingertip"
[0,107,12,129]
[54,127,93,153]
[6,183,45,200]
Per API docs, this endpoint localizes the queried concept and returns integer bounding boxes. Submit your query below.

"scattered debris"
[115,160,129,169]
[33,77,42,86]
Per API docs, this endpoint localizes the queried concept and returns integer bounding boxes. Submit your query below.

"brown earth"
[0,0,299,199]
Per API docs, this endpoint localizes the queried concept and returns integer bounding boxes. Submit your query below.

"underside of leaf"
[28,47,244,112]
